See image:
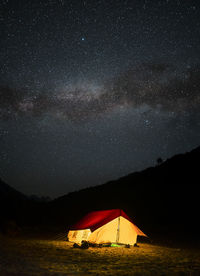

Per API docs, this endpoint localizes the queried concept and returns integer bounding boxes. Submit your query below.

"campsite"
[1,147,200,275]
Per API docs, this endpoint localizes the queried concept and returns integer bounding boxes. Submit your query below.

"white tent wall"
[88,216,137,245]
[118,216,137,245]
[88,217,119,244]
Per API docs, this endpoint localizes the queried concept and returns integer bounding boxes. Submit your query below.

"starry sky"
[0,0,200,197]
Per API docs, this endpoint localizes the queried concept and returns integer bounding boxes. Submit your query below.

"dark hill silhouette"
[0,179,48,228]
[0,179,26,200]
[0,146,199,244]
[0,179,27,224]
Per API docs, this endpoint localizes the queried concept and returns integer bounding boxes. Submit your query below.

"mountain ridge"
[57,146,200,201]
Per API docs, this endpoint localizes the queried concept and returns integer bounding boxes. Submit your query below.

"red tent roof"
[71,209,140,233]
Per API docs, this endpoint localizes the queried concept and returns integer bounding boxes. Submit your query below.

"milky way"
[0,0,200,197]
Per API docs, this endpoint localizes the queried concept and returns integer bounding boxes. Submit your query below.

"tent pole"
[116,216,120,243]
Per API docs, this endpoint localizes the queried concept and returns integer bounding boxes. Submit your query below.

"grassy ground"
[0,236,200,275]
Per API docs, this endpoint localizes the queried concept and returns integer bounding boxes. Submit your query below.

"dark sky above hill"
[0,0,200,197]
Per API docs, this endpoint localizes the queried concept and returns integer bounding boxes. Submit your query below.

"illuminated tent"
[67,209,147,246]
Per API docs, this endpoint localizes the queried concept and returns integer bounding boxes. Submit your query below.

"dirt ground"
[0,236,200,275]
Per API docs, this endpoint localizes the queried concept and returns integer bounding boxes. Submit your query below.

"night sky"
[0,0,200,197]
